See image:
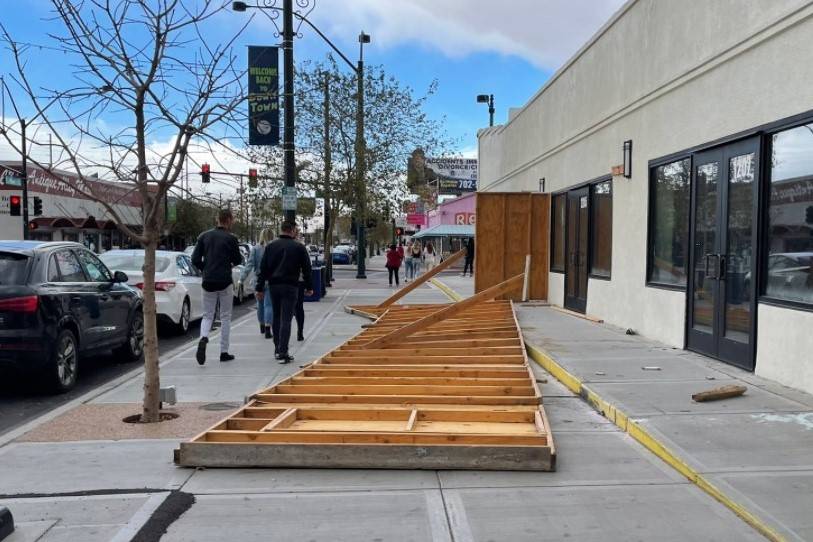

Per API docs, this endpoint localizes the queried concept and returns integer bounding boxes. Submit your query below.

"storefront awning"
[411,224,474,239]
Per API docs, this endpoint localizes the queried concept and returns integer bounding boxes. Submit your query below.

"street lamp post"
[355,31,370,279]
[476,94,495,127]
[232,2,370,279]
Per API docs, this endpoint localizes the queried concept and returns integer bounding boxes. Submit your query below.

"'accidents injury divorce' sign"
[248,46,280,146]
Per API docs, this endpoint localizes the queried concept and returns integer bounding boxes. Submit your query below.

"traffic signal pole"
[21,119,29,240]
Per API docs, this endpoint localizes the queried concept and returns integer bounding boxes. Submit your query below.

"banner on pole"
[248,46,280,146]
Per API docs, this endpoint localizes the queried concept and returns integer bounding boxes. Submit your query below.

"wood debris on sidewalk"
[175,274,555,471]
[691,384,747,402]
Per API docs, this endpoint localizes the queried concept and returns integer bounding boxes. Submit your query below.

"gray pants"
[200,285,233,353]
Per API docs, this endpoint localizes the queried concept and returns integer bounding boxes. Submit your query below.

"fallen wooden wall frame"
[175,291,555,470]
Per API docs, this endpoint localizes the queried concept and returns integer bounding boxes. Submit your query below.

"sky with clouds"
[0,0,625,198]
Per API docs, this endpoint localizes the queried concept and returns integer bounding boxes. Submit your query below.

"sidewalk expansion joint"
[429,277,786,542]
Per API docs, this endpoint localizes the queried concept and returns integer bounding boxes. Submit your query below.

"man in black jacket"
[191,209,243,365]
[255,222,313,363]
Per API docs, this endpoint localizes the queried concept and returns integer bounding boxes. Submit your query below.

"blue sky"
[0,0,624,191]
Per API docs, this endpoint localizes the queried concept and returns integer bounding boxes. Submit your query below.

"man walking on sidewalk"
[192,209,243,365]
[256,222,313,364]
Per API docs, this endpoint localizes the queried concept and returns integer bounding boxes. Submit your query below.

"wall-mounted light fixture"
[623,140,633,179]
[538,177,546,192]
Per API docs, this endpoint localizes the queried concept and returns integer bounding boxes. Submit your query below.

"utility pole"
[21,119,29,240]
[282,0,296,225]
[322,70,333,284]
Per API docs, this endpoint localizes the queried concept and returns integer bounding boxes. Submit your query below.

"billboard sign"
[248,46,280,146]
[425,158,477,194]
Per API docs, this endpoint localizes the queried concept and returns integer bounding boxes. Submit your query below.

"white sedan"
[100,249,203,334]
[185,244,254,304]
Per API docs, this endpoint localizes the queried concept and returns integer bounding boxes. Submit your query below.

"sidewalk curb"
[0,311,255,449]
[430,277,785,542]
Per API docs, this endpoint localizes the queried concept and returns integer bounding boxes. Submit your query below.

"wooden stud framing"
[176,295,555,471]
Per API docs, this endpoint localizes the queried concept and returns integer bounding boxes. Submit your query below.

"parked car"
[331,245,352,265]
[184,244,253,303]
[100,249,204,334]
[0,241,143,392]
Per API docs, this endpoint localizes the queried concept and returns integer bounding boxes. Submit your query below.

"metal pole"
[282,0,296,225]
[21,119,29,240]
[355,43,367,278]
[322,71,333,284]
[488,94,495,127]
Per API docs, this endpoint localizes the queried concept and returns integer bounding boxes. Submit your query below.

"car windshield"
[100,253,172,273]
[0,253,29,284]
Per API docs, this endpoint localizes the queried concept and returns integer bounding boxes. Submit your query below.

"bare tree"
[0,0,248,422]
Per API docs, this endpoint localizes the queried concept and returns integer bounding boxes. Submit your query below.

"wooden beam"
[374,249,465,308]
[363,274,525,349]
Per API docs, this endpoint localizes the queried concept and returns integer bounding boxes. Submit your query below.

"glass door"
[565,187,589,313]
[687,138,759,370]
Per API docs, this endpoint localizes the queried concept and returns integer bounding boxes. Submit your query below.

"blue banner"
[248,46,279,146]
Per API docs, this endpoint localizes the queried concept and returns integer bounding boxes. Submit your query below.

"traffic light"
[28,220,38,231]
[395,227,403,236]
[201,163,210,183]
[248,168,258,188]
[33,197,43,216]
[9,195,21,216]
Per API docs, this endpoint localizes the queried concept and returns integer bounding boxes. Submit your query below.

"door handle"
[718,255,726,280]
[704,254,719,280]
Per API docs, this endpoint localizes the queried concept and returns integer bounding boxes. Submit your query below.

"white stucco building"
[478,0,813,394]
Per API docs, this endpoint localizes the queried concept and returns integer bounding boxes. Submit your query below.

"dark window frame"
[646,157,692,291]
[645,107,813,311]
[588,178,613,280]
[550,193,566,273]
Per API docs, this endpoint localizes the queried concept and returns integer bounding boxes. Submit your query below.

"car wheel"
[114,310,144,362]
[48,329,79,393]
[175,298,191,335]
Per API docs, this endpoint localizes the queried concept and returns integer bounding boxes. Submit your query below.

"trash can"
[305,266,323,302]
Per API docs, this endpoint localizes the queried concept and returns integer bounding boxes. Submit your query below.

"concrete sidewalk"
[0,273,773,541]
[440,274,813,540]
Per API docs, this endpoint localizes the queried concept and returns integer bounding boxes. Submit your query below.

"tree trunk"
[141,236,161,423]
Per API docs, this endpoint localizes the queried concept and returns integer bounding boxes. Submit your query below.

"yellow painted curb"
[525,344,786,542]
[429,278,463,302]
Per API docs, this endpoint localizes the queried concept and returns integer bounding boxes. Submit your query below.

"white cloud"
[311,0,626,70]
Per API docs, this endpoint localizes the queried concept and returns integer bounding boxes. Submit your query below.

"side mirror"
[113,270,129,283]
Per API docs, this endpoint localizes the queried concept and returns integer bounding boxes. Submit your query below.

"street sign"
[282,186,297,211]
[248,46,280,146]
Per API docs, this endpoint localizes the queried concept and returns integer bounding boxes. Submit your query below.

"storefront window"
[766,124,813,305]
[648,159,691,286]
[551,194,565,271]
[590,180,612,277]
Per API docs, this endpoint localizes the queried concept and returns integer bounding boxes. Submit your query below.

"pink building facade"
[427,192,476,228]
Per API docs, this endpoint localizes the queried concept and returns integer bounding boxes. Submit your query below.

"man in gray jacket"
[191,209,243,365]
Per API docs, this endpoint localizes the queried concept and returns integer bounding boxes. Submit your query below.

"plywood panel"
[475,192,550,300]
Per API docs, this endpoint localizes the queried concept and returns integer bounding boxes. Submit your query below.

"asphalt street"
[0,299,255,437]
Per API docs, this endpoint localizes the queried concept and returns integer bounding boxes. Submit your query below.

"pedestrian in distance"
[294,229,308,342]
[385,243,402,287]
[255,222,313,364]
[408,240,423,280]
[403,240,414,282]
[243,228,274,339]
[424,240,436,272]
[192,209,243,365]
[462,237,475,277]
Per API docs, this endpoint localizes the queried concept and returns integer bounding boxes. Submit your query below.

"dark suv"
[0,241,144,392]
